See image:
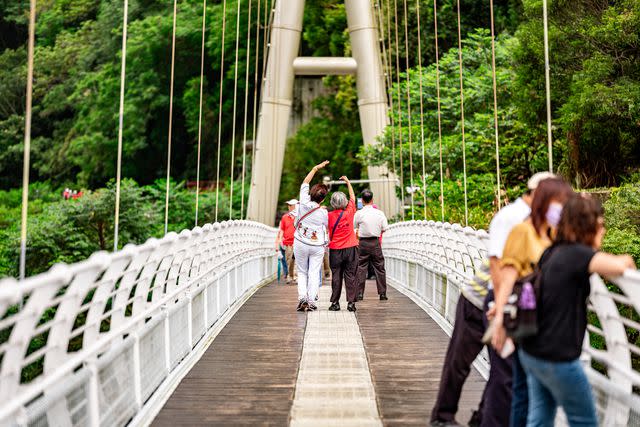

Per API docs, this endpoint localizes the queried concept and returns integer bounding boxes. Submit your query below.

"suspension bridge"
[2,0,640,426]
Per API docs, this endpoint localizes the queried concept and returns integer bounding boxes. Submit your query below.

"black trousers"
[431,295,486,423]
[480,290,513,427]
[329,246,359,303]
[355,237,387,295]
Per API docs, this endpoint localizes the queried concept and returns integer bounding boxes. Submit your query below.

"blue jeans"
[518,349,597,427]
[511,349,529,427]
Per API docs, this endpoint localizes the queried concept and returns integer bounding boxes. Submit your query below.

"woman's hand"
[339,175,349,182]
[314,160,330,171]
[491,315,507,353]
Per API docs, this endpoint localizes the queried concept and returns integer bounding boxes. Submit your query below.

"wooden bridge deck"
[152,280,485,426]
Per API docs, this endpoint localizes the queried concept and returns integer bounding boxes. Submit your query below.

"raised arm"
[303,160,330,185]
[340,176,355,201]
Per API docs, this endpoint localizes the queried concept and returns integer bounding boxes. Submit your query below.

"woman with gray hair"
[327,176,360,311]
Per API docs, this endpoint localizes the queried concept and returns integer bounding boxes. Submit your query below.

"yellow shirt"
[500,221,552,277]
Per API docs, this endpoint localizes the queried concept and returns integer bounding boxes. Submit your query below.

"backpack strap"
[295,205,321,229]
[330,210,346,239]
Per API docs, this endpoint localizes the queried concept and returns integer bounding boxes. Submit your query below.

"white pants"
[293,241,325,302]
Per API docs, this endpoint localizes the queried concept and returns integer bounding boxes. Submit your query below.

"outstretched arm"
[303,160,330,185]
[340,176,355,201]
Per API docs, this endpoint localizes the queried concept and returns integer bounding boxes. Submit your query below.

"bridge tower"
[247,0,400,225]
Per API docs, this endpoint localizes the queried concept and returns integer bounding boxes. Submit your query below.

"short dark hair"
[361,189,373,204]
[555,193,604,246]
[530,178,573,236]
[310,183,328,203]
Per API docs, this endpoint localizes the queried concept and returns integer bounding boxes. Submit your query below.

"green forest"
[1,0,639,278]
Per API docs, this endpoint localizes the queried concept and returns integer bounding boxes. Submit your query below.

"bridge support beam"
[247,0,399,225]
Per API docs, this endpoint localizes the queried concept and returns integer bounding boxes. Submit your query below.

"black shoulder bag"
[503,246,557,342]
[330,210,346,239]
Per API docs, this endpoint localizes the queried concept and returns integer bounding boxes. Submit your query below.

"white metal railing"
[383,220,640,426]
[0,220,277,426]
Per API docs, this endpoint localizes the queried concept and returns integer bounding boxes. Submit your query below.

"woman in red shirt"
[327,176,360,312]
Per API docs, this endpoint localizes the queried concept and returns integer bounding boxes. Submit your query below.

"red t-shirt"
[328,199,359,250]
[279,213,295,246]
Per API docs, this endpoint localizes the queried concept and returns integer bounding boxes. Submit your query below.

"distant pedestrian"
[63,188,70,200]
[276,199,298,284]
[354,189,388,301]
[519,193,635,426]
[293,161,330,312]
[327,176,359,312]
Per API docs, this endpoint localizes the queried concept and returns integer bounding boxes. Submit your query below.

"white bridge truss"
[0,221,277,426]
[383,221,640,426]
[0,220,639,426]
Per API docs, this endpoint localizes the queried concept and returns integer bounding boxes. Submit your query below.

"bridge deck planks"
[152,280,486,426]
[356,283,486,426]
[152,282,306,426]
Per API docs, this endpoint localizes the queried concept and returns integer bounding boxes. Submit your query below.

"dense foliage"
[1,0,639,277]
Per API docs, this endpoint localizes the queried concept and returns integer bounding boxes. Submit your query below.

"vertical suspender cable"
[375,0,393,209]
[240,0,253,219]
[416,0,427,220]
[433,0,445,221]
[114,0,129,250]
[214,0,228,222]
[195,0,207,226]
[385,0,397,181]
[489,0,502,209]
[19,0,37,280]
[229,0,243,219]
[249,0,262,216]
[402,0,414,220]
[455,0,468,226]
[542,0,553,172]
[393,0,405,219]
[164,0,178,235]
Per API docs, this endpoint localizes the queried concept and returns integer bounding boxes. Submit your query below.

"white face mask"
[546,202,563,227]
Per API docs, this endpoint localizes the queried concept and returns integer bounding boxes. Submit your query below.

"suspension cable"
[214,0,228,222]
[195,0,207,226]
[114,0,129,251]
[240,0,253,219]
[416,0,427,220]
[249,0,263,217]
[489,0,502,209]
[375,0,394,209]
[164,0,178,235]
[228,0,243,219]
[385,0,397,182]
[19,0,37,280]
[542,0,553,172]
[393,0,405,220]
[402,0,414,219]
[433,0,445,221]
[455,0,468,226]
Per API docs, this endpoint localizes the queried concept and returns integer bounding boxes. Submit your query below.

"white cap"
[285,199,299,205]
[527,172,556,190]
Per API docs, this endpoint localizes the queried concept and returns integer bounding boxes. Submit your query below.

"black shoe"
[357,292,364,301]
[296,300,308,312]
[329,302,340,311]
[347,302,356,312]
[379,294,388,301]
[430,420,462,427]
[307,300,318,311]
[468,410,481,427]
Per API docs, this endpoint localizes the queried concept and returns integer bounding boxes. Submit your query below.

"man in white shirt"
[354,189,389,300]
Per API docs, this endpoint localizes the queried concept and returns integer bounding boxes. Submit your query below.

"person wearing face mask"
[519,193,635,426]
[490,177,573,427]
